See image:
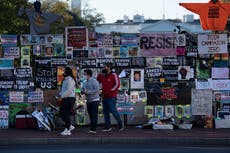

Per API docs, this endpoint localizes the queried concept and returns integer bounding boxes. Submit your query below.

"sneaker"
[69,125,75,131]
[60,128,71,136]
[119,126,124,132]
[88,130,97,134]
[101,128,112,132]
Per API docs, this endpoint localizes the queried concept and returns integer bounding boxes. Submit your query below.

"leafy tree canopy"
[0,0,104,34]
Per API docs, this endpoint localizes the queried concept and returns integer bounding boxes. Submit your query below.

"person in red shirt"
[97,63,124,132]
[180,0,230,31]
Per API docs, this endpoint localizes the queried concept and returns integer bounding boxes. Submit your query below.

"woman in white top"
[59,67,76,136]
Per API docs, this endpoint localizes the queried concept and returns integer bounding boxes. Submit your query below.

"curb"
[1,137,230,146]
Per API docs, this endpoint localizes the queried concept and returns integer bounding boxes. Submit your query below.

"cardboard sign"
[35,67,57,89]
[198,34,227,54]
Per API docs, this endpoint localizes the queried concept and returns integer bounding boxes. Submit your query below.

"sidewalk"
[0,126,230,145]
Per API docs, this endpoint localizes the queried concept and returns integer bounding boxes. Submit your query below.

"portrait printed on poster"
[154,105,164,118]
[130,69,144,89]
[165,105,174,117]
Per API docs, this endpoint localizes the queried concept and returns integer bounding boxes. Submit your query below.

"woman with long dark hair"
[59,67,76,136]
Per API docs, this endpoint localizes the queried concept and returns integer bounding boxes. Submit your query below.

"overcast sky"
[87,0,208,23]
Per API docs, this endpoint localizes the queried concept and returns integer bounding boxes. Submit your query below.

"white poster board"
[212,79,230,91]
[191,89,212,115]
[212,67,229,79]
[9,91,24,103]
[198,34,227,54]
[195,78,212,89]
[130,69,144,89]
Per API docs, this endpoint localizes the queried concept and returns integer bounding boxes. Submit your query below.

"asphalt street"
[0,144,229,153]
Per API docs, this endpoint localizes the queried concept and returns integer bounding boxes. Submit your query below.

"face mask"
[102,69,108,74]
[63,73,67,77]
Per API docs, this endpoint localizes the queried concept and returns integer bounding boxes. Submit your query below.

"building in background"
[133,14,145,24]
[95,14,209,34]
[71,0,81,10]
[40,0,81,11]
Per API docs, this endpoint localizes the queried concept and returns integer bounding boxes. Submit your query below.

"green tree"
[221,0,230,2]
[81,2,105,31]
[0,0,104,34]
[0,0,31,34]
[41,1,74,34]
[41,0,105,32]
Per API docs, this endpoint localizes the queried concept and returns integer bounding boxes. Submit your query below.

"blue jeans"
[102,98,122,129]
[86,101,99,131]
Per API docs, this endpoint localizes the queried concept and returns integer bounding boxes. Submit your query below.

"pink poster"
[140,33,177,57]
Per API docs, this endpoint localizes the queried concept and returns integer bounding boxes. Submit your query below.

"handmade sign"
[198,34,227,54]
[191,89,212,115]
[9,91,24,103]
[140,33,177,56]
[35,67,57,89]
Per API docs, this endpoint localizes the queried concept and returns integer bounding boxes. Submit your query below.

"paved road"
[0,144,229,153]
